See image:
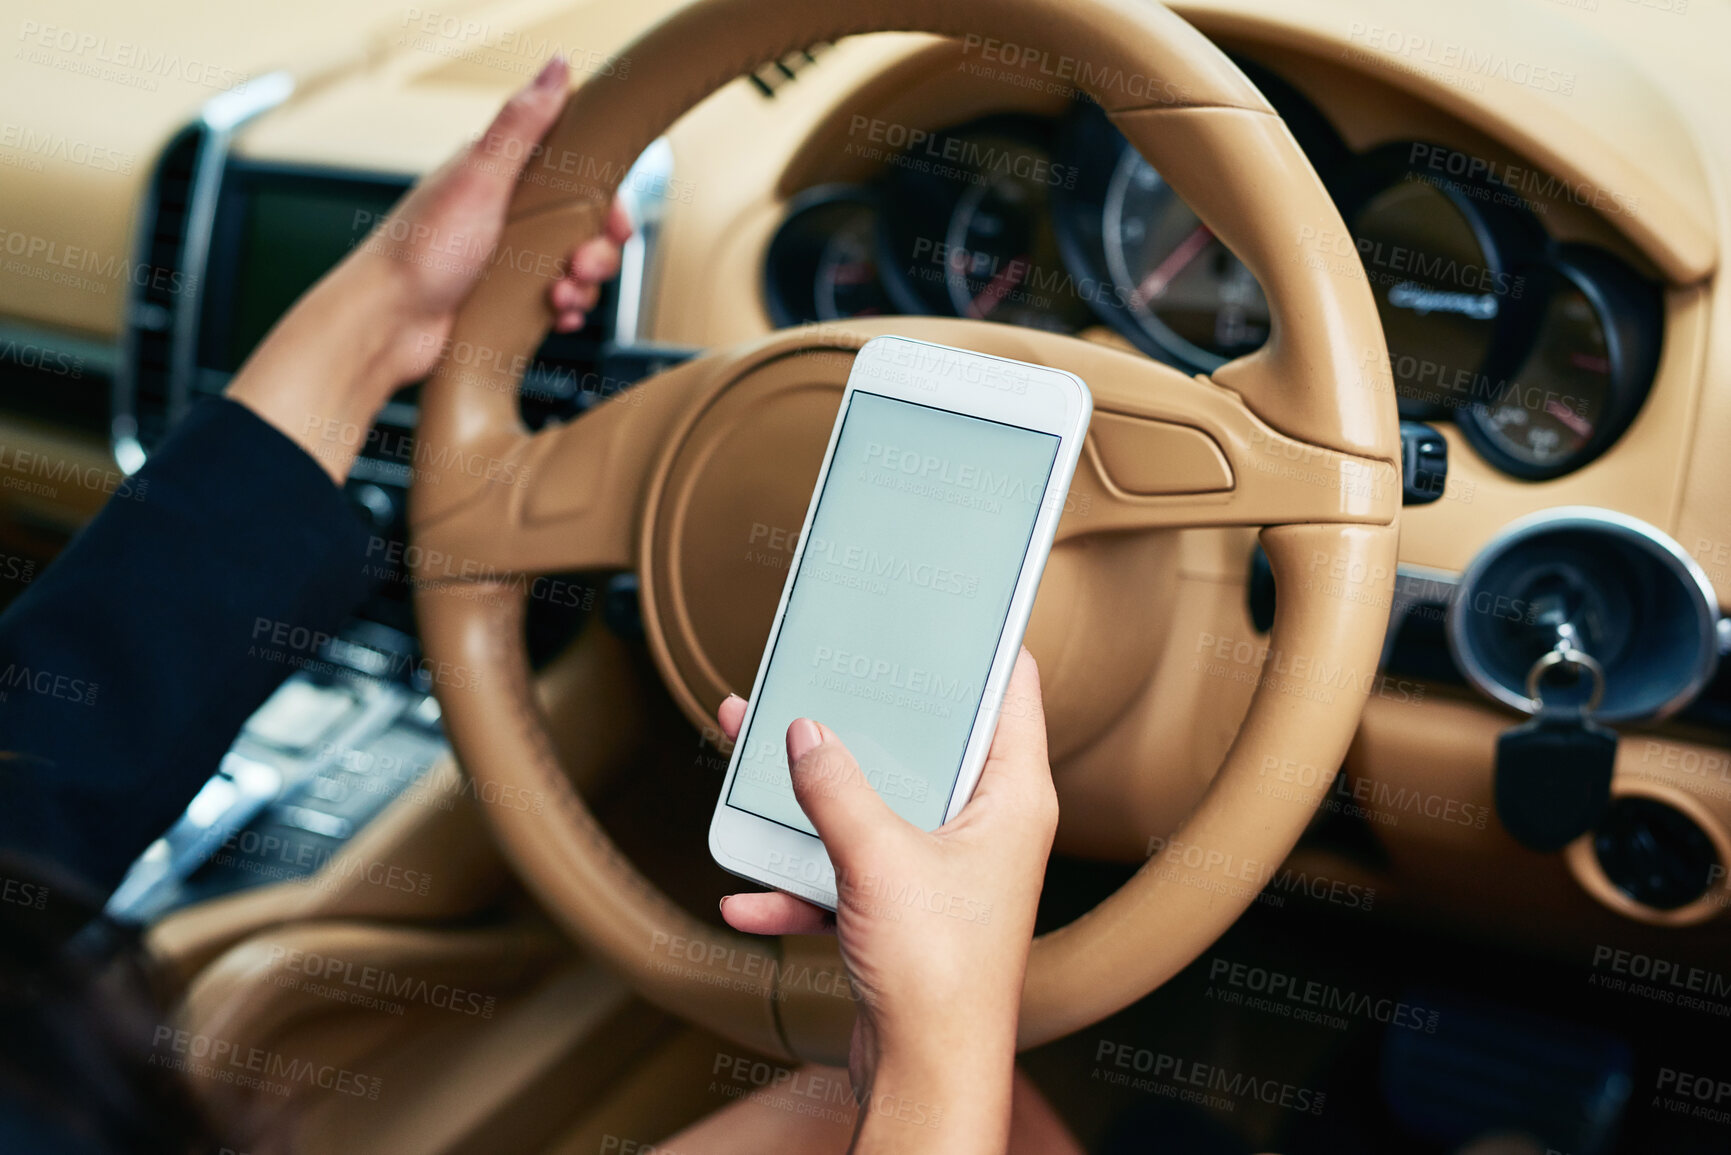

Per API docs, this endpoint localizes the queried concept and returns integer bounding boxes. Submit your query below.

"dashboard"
[1,0,1730,947]
[763,60,1664,481]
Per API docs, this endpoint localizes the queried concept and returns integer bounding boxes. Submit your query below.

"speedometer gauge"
[1458,248,1662,479]
[1101,150,1268,369]
[1348,176,1516,415]
[1050,59,1338,373]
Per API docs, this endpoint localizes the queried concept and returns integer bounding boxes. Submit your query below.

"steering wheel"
[411,0,1399,1065]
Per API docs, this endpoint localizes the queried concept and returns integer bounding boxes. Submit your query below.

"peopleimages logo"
[862,442,1044,503]
[804,644,978,720]
[1206,956,1440,1033]
[803,534,982,599]
[860,339,1038,393]
[845,115,1077,190]
[0,662,98,706]
[957,34,1193,105]
[0,874,48,911]
[709,1052,944,1129]
[1655,1067,1731,1125]
[1256,756,1490,831]
[1144,833,1377,912]
[1093,1038,1327,1115]
[265,944,497,1018]
[15,21,251,93]
[645,929,856,1002]
[149,1027,381,1100]
[1343,22,1576,95]
[0,441,146,502]
[1591,946,1731,1003]
[0,122,134,175]
[1406,142,1639,218]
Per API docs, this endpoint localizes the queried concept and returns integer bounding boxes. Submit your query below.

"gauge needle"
[1545,398,1593,438]
[969,258,1028,319]
[1135,224,1213,304]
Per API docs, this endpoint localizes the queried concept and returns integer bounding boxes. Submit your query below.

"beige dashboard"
[6,0,1728,576]
[6,0,1731,951]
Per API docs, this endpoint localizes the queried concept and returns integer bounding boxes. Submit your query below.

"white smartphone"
[707,334,1092,910]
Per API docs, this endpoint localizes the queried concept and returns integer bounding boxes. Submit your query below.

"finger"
[569,234,622,283]
[604,197,635,245]
[463,56,569,194]
[551,310,586,333]
[721,891,834,936]
[787,719,901,860]
[970,648,1052,806]
[566,279,602,313]
[717,694,746,742]
[550,277,601,316]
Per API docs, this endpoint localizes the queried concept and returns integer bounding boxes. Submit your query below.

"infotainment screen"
[201,164,408,374]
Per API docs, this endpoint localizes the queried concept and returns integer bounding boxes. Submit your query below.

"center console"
[104,100,688,922]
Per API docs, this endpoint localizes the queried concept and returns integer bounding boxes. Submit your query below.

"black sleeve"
[0,398,375,895]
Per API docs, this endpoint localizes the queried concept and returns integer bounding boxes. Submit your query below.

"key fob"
[1494,713,1616,853]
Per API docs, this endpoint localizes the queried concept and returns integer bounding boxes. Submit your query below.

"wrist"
[226,252,426,483]
[853,1035,1015,1155]
[327,251,434,403]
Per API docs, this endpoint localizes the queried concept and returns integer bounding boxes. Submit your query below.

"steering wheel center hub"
[641,349,850,716]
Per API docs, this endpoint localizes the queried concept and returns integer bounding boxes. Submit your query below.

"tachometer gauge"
[1473,282,1607,466]
[764,186,896,325]
[876,117,1090,331]
[941,158,1093,332]
[1101,149,1269,369]
[1458,248,1662,479]
[813,217,888,321]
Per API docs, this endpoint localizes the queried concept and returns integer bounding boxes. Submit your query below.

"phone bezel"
[707,334,1093,909]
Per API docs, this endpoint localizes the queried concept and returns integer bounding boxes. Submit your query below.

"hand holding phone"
[708,335,1091,908]
[716,648,1060,1154]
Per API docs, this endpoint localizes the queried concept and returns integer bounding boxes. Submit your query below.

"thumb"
[967,648,1054,812]
[461,56,570,195]
[786,719,902,864]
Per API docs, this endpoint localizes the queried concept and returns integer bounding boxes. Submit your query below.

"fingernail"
[533,56,566,92]
[723,693,744,706]
[718,896,729,914]
[787,718,822,764]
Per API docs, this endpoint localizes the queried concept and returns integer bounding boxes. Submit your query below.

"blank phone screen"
[726,390,1060,834]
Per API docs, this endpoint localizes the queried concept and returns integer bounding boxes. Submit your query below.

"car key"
[1494,645,1616,853]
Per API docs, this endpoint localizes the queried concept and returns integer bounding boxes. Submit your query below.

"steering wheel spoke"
[1062,369,1400,536]
[410,348,721,579]
[781,316,1399,537]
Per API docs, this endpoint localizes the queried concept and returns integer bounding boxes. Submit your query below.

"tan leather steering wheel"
[411,0,1399,1065]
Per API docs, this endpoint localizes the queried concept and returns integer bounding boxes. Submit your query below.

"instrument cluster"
[763,64,1664,480]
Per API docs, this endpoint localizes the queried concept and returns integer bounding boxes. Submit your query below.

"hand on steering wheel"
[362,55,634,383]
[717,649,1058,1148]
[227,55,629,483]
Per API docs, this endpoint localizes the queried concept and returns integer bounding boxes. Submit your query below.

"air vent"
[113,125,203,462]
[746,44,829,98]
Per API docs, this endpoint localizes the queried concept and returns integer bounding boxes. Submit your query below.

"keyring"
[1525,645,1606,715]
